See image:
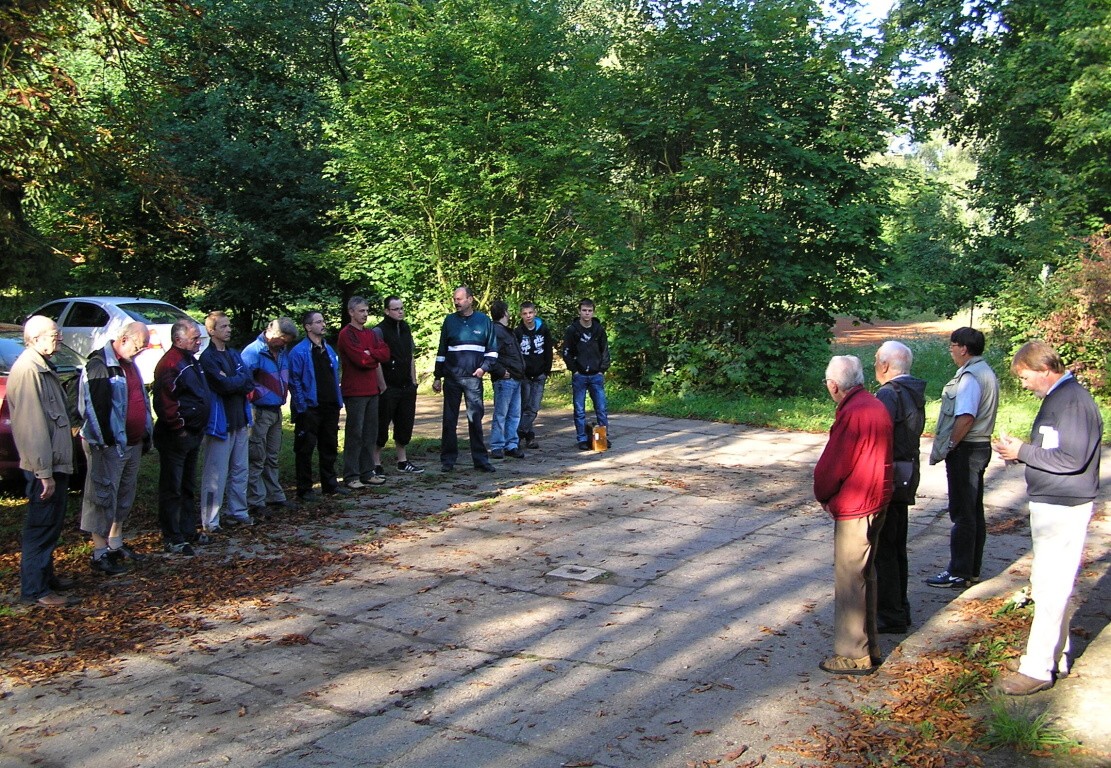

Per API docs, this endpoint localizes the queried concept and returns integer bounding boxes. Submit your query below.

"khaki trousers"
[834,510,885,660]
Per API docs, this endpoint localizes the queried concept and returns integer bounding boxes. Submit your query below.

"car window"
[67,302,111,328]
[119,302,190,325]
[34,301,71,324]
[0,334,83,375]
[0,336,24,373]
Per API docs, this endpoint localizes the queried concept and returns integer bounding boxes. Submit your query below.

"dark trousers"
[294,405,340,495]
[875,501,910,627]
[155,427,203,545]
[21,472,69,600]
[377,384,417,448]
[440,375,489,468]
[945,441,992,579]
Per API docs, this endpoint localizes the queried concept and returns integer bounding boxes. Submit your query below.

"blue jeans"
[491,378,522,452]
[572,372,608,443]
[441,375,490,467]
[519,375,546,438]
[945,441,992,579]
[21,472,69,600]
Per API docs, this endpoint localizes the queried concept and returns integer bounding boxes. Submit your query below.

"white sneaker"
[347,479,367,490]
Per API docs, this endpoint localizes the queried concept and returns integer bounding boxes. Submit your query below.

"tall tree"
[328,0,616,315]
[589,0,900,392]
[895,0,1111,269]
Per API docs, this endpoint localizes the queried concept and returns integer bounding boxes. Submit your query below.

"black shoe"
[925,571,969,589]
[577,441,591,451]
[297,490,321,502]
[441,463,455,472]
[91,555,127,576]
[48,575,77,591]
[164,542,196,556]
[372,465,386,478]
[267,499,290,509]
[116,543,148,563]
[506,448,526,459]
[489,449,505,459]
[526,438,539,449]
[325,486,352,496]
[474,464,496,473]
[398,461,424,474]
[877,623,908,634]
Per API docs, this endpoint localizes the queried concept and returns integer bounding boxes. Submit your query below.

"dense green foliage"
[1,0,1108,398]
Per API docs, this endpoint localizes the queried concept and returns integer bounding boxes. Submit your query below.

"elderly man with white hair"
[873,340,927,634]
[813,355,894,675]
[8,315,76,607]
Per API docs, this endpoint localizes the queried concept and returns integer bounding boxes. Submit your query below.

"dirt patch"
[833,316,968,344]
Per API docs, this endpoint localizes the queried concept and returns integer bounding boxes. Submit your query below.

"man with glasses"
[372,296,423,476]
[78,321,153,575]
[926,327,999,589]
[9,316,77,606]
[153,318,212,555]
[288,311,348,500]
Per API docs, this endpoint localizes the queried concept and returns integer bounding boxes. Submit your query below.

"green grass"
[543,336,1110,440]
[981,698,1082,754]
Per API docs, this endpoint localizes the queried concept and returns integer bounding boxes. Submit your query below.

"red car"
[0,323,86,488]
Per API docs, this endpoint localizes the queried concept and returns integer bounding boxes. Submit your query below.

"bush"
[990,230,1111,400]
[651,323,829,398]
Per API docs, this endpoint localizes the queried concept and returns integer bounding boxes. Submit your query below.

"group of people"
[8,288,613,604]
[11,308,1094,699]
[431,287,611,471]
[814,328,1102,698]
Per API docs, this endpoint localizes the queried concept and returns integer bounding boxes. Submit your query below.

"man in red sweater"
[814,355,894,675]
[337,296,392,489]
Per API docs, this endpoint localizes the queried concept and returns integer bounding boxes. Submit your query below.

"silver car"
[29,296,209,384]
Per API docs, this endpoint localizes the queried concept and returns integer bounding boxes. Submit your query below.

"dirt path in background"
[833,316,969,344]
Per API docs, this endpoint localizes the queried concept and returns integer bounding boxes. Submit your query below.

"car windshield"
[119,302,191,325]
[0,331,84,375]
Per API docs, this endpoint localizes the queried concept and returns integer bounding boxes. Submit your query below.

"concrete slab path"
[2,403,1108,767]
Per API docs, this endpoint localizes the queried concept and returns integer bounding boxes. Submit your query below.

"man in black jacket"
[373,296,423,476]
[562,299,611,451]
[873,340,927,634]
[993,341,1103,695]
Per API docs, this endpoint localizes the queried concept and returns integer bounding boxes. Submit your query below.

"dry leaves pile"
[782,597,1032,768]
[0,524,349,685]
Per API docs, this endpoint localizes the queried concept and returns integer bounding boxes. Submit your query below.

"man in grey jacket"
[993,341,1103,695]
[79,321,152,576]
[9,316,75,607]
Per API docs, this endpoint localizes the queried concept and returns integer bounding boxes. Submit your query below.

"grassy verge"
[544,336,1109,441]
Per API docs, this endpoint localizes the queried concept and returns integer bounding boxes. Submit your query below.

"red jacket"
[813,385,894,520]
[337,324,391,397]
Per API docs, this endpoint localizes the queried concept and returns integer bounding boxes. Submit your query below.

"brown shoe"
[24,592,69,608]
[819,655,875,676]
[996,671,1053,696]
[1003,658,1069,679]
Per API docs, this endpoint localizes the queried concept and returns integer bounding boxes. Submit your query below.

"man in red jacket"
[338,296,392,489]
[814,355,894,675]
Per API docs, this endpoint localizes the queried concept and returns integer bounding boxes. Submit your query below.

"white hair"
[825,355,864,390]
[877,340,913,374]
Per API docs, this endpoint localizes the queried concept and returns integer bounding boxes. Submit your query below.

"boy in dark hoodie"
[562,298,611,450]
[873,340,928,633]
[514,301,553,449]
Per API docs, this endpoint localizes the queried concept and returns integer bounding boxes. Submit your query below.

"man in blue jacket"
[288,311,348,501]
[993,341,1103,695]
[242,317,297,519]
[199,311,255,535]
[432,286,497,473]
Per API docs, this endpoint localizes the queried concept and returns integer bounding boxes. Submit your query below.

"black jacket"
[488,323,525,380]
[562,319,610,375]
